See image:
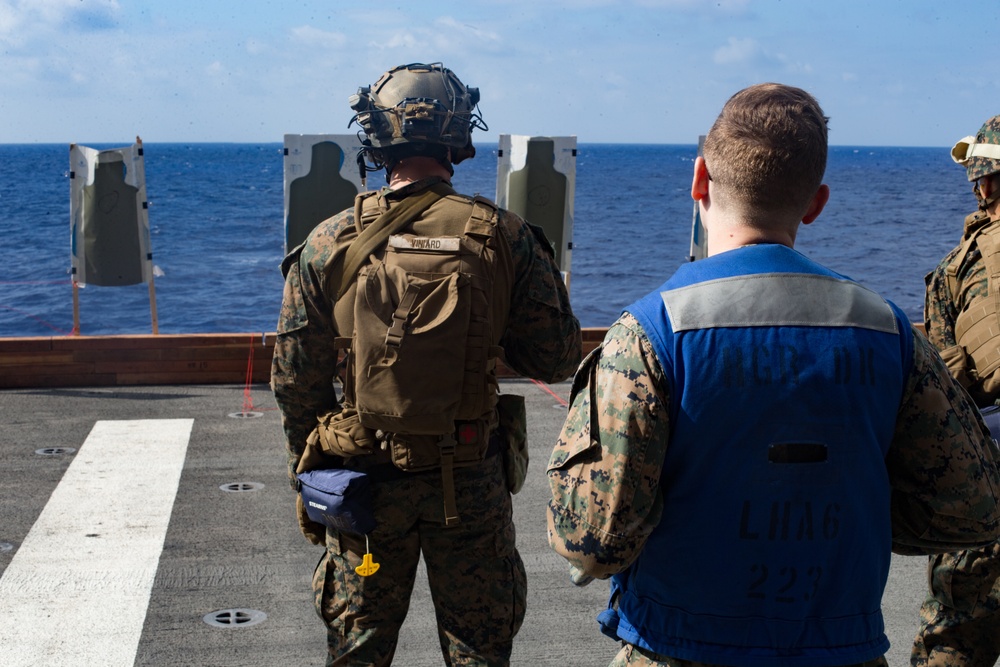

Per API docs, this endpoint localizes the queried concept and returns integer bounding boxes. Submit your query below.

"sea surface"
[0,142,973,337]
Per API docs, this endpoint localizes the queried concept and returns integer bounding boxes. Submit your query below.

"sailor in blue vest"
[546,83,1000,667]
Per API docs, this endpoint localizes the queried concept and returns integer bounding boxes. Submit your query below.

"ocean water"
[0,142,973,337]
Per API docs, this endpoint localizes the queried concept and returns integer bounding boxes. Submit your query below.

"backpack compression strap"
[333,183,452,300]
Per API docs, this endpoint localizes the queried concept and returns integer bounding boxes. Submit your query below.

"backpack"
[326,181,513,524]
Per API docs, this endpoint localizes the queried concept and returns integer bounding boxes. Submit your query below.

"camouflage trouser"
[608,642,887,667]
[911,542,1000,667]
[312,453,527,666]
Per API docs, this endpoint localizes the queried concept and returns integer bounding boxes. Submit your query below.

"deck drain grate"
[219,482,265,493]
[228,411,263,419]
[203,608,267,628]
[35,447,77,457]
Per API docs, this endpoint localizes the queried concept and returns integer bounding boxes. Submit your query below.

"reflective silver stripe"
[662,273,899,333]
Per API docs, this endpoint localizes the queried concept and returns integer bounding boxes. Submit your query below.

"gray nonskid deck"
[0,380,927,666]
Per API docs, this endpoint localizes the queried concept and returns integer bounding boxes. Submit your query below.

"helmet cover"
[952,115,1000,182]
[349,62,486,161]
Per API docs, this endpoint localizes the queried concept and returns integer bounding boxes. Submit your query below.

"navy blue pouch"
[297,468,376,534]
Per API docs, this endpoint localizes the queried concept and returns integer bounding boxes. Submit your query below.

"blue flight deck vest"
[608,245,914,667]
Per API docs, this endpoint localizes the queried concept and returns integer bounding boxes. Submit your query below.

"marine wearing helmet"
[952,114,1000,209]
[348,62,488,181]
[913,114,1000,666]
[272,60,581,666]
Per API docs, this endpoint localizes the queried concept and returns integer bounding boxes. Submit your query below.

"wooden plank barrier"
[0,324,925,389]
[0,329,609,389]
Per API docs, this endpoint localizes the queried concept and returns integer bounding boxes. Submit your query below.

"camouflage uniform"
[923,208,999,406]
[273,177,581,666]
[915,125,1000,667]
[607,642,889,667]
[547,310,1000,667]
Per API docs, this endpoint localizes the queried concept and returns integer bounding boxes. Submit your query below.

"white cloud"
[0,0,976,146]
[289,25,346,48]
[775,54,813,74]
[378,31,422,50]
[0,0,120,43]
[434,16,501,44]
[245,39,267,55]
[634,0,750,9]
[491,0,750,9]
[713,37,760,65]
[712,37,813,74]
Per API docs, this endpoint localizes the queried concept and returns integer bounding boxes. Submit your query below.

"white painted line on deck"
[0,419,193,667]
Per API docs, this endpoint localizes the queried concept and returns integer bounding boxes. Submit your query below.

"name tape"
[388,235,460,252]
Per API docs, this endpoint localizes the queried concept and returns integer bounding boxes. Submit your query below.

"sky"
[1,0,997,147]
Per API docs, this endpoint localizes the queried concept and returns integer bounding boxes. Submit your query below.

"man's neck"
[389,157,452,190]
[705,213,798,256]
[987,202,1000,223]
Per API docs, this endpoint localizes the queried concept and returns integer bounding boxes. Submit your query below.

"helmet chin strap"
[357,150,370,189]
[451,140,476,165]
[974,179,1000,213]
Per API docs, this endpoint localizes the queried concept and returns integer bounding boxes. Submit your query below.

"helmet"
[349,63,487,170]
[952,115,1000,181]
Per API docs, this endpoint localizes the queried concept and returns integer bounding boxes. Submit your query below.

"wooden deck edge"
[0,329,606,389]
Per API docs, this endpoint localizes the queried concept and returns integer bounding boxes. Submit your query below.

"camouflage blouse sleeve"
[546,312,668,579]
[923,250,960,351]
[497,211,582,383]
[270,214,347,488]
[887,327,1000,555]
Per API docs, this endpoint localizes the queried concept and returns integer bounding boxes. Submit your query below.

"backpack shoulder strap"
[330,183,453,300]
[466,195,498,234]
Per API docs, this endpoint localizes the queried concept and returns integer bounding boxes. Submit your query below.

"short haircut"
[703,83,829,220]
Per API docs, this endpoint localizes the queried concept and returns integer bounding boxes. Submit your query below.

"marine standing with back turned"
[546,83,1000,667]
[914,115,1000,667]
[270,63,581,666]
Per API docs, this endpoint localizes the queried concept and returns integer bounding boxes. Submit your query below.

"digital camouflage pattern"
[272,176,580,664]
[607,642,890,667]
[918,190,1000,666]
[911,543,1000,667]
[547,311,1000,667]
[273,177,581,488]
[546,314,667,580]
[312,455,525,666]
[924,209,1000,405]
[959,115,1000,183]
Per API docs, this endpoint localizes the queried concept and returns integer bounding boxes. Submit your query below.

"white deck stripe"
[0,419,193,666]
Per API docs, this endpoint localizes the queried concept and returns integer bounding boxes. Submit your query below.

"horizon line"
[0,140,953,150]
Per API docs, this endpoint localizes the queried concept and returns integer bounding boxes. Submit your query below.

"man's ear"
[691,156,710,202]
[801,184,830,225]
[981,175,995,200]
